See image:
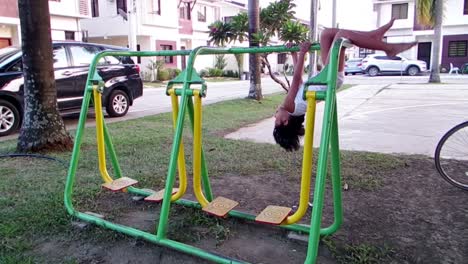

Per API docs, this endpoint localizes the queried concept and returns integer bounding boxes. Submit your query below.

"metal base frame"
[64,39,351,264]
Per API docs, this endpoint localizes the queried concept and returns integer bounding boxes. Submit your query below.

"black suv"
[0,42,143,136]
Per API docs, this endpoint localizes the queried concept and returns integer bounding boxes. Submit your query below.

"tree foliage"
[416,0,436,26]
[416,0,443,83]
[208,0,309,91]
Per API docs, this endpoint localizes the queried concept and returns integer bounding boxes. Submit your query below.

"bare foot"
[386,41,417,57]
[371,18,396,40]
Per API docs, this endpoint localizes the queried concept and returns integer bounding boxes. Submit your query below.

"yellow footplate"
[102,177,138,192]
[144,188,179,202]
[203,197,239,217]
[255,205,292,225]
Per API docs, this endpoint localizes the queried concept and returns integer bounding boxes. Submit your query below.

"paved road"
[2,73,467,146]
[0,77,285,142]
[344,73,468,85]
[226,82,468,156]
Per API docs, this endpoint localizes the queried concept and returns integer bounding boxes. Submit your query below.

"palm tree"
[209,0,307,94]
[416,0,443,83]
[17,0,73,151]
[248,0,262,100]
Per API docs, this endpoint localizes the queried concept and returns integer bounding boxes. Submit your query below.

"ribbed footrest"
[202,197,239,217]
[255,205,291,225]
[102,177,138,192]
[144,188,179,202]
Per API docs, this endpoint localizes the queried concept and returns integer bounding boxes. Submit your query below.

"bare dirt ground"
[34,154,468,264]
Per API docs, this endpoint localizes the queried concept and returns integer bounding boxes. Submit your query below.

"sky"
[259,0,377,30]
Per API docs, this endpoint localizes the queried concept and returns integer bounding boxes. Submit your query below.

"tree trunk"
[308,0,319,78]
[262,56,289,92]
[234,54,244,80]
[429,0,442,83]
[248,0,262,100]
[17,0,73,152]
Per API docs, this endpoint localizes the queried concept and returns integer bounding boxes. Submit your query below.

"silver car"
[361,54,427,77]
[344,58,363,75]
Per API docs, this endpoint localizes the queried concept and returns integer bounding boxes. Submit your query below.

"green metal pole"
[156,46,204,239]
[64,87,92,215]
[103,122,123,179]
[87,44,320,60]
[304,39,343,264]
[156,90,189,239]
[70,211,246,264]
[318,102,343,236]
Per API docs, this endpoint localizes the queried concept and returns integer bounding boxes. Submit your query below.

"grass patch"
[205,77,240,83]
[322,236,394,264]
[0,93,403,262]
[143,81,166,89]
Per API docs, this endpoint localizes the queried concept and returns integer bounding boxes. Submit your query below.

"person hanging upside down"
[273,19,417,151]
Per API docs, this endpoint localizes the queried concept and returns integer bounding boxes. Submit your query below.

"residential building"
[373,0,468,70]
[81,0,252,75]
[0,0,92,48]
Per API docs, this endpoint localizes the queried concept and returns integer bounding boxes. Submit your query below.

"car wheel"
[345,72,349,76]
[367,66,379,77]
[106,90,130,117]
[407,66,420,76]
[0,99,21,136]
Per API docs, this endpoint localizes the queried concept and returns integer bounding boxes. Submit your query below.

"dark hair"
[273,115,305,151]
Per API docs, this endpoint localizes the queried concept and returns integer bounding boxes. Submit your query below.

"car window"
[70,45,101,67]
[6,59,22,72]
[391,56,402,61]
[53,45,68,68]
[0,47,20,64]
[375,56,388,60]
[104,56,121,65]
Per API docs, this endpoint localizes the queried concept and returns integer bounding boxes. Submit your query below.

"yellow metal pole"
[93,88,113,183]
[193,91,209,207]
[169,89,188,201]
[284,91,316,225]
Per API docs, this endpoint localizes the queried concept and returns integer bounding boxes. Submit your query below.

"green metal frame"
[64,39,351,264]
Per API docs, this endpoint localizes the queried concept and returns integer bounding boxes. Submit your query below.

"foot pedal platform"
[255,205,292,225]
[203,197,239,217]
[144,188,179,202]
[102,177,138,192]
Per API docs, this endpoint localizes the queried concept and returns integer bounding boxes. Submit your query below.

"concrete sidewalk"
[225,83,468,156]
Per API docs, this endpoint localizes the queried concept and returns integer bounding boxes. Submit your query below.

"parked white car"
[361,54,427,77]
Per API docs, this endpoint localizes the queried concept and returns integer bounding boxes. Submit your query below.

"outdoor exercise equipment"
[64,38,352,264]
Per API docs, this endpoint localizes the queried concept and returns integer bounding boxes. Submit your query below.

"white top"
[290,72,345,116]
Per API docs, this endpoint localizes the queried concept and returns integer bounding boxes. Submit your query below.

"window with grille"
[448,41,467,57]
[391,3,408,19]
[150,0,161,15]
[92,0,99,17]
[65,31,75,41]
[277,53,287,64]
[161,44,174,63]
[224,16,233,23]
[116,0,127,14]
[179,3,191,20]
[198,5,206,22]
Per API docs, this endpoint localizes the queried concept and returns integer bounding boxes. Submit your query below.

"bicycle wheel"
[435,121,468,190]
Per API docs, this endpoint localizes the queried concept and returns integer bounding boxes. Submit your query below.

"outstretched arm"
[282,42,311,113]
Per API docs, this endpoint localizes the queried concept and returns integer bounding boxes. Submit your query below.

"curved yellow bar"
[93,88,113,183]
[283,91,316,225]
[169,90,188,201]
[193,90,209,207]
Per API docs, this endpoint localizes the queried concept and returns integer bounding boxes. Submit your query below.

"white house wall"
[445,0,468,26]
[49,0,89,18]
[81,16,129,38]
[375,0,468,68]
